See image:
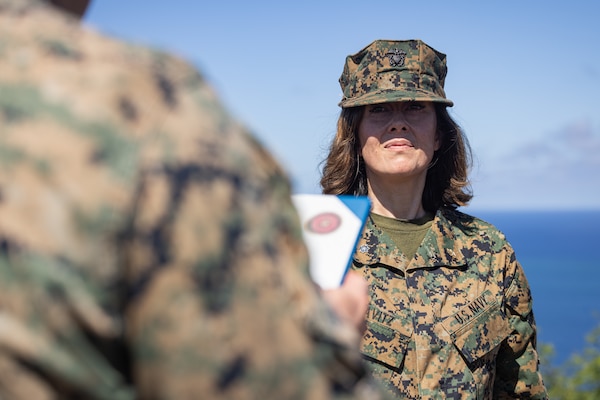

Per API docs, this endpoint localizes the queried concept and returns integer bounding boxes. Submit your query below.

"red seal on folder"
[306,212,341,234]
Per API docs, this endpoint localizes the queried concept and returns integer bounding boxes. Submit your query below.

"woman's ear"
[434,129,443,152]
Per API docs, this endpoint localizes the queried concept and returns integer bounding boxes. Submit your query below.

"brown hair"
[319,104,472,211]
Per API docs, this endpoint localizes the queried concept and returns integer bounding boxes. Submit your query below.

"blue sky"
[85,1,600,211]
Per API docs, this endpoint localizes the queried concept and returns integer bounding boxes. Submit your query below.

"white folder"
[292,194,371,289]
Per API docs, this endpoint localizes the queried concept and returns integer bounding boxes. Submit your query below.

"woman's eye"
[368,105,387,113]
[406,102,425,111]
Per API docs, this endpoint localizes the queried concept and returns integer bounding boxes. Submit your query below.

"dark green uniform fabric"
[0,1,390,398]
[352,207,548,399]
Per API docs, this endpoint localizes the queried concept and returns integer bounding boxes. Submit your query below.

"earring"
[428,156,439,170]
[354,153,362,181]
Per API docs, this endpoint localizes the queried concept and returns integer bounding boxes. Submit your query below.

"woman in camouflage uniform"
[320,39,548,399]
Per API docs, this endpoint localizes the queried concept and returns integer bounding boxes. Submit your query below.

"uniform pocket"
[361,305,411,369]
[441,290,512,364]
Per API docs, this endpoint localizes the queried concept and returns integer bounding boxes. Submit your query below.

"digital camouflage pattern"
[352,207,548,399]
[339,39,454,109]
[0,1,390,398]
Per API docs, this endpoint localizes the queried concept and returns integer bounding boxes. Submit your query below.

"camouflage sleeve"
[121,71,383,398]
[494,247,548,399]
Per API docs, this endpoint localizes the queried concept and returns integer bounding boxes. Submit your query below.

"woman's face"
[357,101,439,187]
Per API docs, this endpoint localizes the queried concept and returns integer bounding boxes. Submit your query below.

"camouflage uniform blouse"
[0,1,388,399]
[353,207,548,399]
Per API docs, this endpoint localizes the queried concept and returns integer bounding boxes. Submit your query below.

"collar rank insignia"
[386,48,406,67]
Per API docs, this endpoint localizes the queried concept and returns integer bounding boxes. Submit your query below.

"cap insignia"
[386,48,406,67]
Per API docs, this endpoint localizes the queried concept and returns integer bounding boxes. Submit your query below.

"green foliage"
[540,324,600,399]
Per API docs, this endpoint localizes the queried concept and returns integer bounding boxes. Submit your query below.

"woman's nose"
[387,110,408,131]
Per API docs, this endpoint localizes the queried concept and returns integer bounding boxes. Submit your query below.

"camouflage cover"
[339,39,454,108]
[352,208,548,399]
[0,0,389,398]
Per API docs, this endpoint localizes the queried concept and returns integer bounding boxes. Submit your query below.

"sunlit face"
[358,101,439,186]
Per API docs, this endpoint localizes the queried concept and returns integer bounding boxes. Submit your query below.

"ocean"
[474,209,600,365]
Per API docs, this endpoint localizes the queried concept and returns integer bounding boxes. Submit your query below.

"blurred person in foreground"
[320,39,548,399]
[0,1,389,398]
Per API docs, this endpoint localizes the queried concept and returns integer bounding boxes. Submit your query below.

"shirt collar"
[353,208,471,271]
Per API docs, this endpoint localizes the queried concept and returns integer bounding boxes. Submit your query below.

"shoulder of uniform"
[438,207,508,245]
